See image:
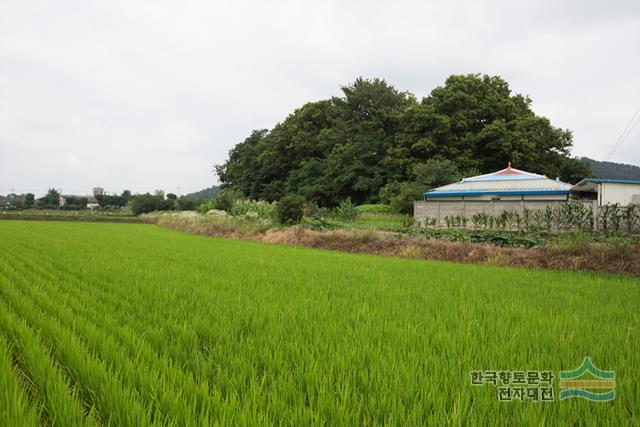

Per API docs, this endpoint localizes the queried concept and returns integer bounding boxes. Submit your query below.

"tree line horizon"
[215,73,591,210]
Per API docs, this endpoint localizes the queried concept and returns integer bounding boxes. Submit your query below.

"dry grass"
[156,218,640,276]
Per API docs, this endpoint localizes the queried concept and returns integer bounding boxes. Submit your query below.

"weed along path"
[0,220,638,424]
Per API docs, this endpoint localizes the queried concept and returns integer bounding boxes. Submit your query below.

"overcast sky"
[1,1,639,196]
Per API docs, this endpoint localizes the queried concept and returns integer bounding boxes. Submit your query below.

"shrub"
[549,232,591,255]
[129,194,163,215]
[230,200,274,220]
[304,202,330,221]
[334,198,359,222]
[213,189,242,213]
[196,201,215,214]
[275,195,305,225]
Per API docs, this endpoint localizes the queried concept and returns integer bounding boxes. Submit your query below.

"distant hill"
[186,186,221,199]
[580,157,640,180]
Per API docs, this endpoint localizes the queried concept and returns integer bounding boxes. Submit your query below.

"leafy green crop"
[0,221,638,425]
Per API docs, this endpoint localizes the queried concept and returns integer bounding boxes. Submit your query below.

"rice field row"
[0,220,638,425]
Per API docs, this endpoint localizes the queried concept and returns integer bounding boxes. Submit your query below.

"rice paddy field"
[0,220,638,425]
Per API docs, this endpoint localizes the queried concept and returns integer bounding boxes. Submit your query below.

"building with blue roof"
[415,163,640,225]
[571,177,640,206]
[422,162,573,201]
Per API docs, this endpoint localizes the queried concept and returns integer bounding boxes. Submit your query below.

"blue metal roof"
[463,173,544,182]
[585,178,640,185]
[423,189,570,197]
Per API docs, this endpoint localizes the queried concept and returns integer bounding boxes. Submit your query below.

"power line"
[604,104,640,161]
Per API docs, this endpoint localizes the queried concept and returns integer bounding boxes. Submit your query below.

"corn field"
[433,203,640,236]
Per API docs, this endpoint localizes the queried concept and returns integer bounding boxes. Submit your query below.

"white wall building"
[571,178,640,206]
[422,163,573,201]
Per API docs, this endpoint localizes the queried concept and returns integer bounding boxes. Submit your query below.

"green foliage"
[406,226,547,248]
[217,74,588,206]
[96,194,129,209]
[229,200,275,222]
[1,221,637,424]
[213,189,242,213]
[549,231,592,255]
[36,188,61,209]
[23,193,34,209]
[380,159,462,214]
[623,204,639,234]
[355,204,393,214]
[177,195,203,211]
[196,201,215,214]
[275,195,305,225]
[61,196,88,210]
[334,198,359,222]
[129,194,164,215]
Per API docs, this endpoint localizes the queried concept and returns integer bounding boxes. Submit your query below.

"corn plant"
[543,206,554,232]
[523,208,533,232]
[472,212,488,229]
[533,209,544,230]
[622,204,639,235]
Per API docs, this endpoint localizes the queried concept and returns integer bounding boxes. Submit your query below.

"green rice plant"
[0,221,638,425]
[0,333,38,426]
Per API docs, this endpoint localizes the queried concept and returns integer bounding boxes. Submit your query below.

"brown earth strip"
[154,219,640,277]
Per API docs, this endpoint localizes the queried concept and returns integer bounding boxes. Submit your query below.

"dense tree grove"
[216,74,590,206]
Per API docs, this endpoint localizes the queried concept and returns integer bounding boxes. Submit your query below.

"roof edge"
[423,189,571,197]
[584,178,640,185]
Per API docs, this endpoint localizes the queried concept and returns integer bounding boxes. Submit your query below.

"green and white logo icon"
[559,357,615,402]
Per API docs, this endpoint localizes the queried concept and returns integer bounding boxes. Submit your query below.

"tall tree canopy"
[216,74,589,206]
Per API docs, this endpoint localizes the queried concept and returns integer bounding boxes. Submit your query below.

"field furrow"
[0,267,153,426]
[0,332,39,426]
[0,296,94,426]
[0,248,216,423]
[0,221,638,425]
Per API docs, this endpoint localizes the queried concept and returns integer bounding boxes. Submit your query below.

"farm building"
[414,163,581,225]
[421,163,572,201]
[571,178,640,206]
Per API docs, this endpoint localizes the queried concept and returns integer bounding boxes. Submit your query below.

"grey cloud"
[1,0,639,196]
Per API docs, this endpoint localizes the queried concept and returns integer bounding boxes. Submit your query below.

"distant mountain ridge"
[580,157,640,181]
[186,186,220,198]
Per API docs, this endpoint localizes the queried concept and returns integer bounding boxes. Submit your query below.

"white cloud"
[1,0,639,196]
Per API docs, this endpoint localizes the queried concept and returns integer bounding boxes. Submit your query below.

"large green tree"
[216,74,589,207]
